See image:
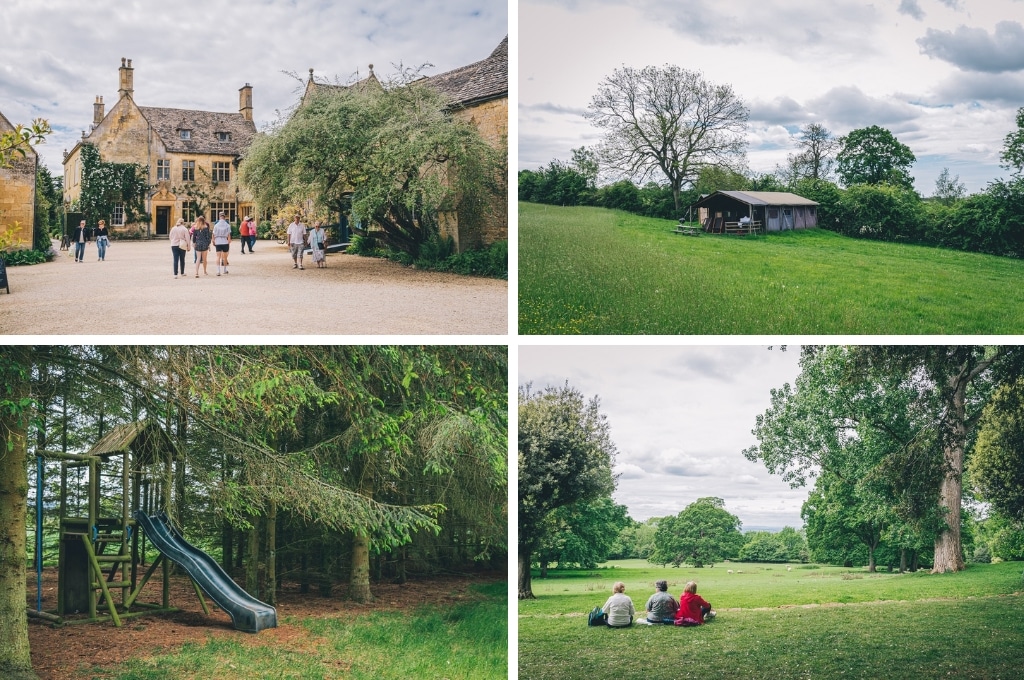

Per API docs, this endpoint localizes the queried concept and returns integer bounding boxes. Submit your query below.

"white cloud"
[0,0,506,173]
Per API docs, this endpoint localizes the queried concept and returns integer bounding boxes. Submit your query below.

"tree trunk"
[539,560,548,579]
[867,545,876,573]
[899,548,907,574]
[266,501,277,606]
[246,517,259,597]
[0,350,38,679]
[518,548,535,600]
[933,374,968,574]
[349,530,374,603]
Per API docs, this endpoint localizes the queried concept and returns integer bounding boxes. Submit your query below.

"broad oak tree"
[518,384,616,599]
[649,497,743,568]
[585,64,748,213]
[836,125,916,189]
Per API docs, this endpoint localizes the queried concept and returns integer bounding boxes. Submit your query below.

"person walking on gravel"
[286,215,307,270]
[192,215,212,277]
[213,212,232,276]
[72,219,90,263]
[169,218,191,278]
[94,220,110,261]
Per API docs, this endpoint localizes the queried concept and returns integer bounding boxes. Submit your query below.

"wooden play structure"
[27,420,210,627]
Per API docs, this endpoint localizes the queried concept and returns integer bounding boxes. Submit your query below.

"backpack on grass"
[587,606,606,626]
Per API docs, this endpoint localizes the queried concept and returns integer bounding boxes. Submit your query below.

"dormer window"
[217,131,232,142]
[179,129,192,140]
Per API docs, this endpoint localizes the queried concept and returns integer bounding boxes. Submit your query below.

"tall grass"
[519,561,1024,680]
[518,202,1024,334]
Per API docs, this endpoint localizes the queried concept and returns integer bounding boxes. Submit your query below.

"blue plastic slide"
[133,511,277,633]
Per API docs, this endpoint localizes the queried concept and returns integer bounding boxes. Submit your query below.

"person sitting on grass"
[675,581,715,626]
[603,581,635,628]
[645,579,678,624]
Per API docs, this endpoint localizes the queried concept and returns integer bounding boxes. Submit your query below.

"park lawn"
[518,202,1024,334]
[97,582,507,680]
[519,561,1024,680]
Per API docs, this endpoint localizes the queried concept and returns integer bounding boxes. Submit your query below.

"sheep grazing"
[787,566,792,571]
[727,569,734,574]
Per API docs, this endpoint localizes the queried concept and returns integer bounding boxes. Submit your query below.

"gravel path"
[1,240,508,336]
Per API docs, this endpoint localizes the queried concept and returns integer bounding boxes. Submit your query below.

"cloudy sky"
[520,0,1024,194]
[1,0,506,175]
[519,345,808,531]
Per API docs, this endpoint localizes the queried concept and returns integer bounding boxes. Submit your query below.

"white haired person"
[674,581,715,626]
[602,581,635,628]
[645,579,678,624]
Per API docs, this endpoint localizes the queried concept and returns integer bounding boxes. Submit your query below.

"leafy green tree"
[793,123,838,181]
[693,165,749,195]
[518,384,616,599]
[836,125,916,189]
[801,472,889,571]
[596,180,643,213]
[970,379,1024,522]
[836,182,925,242]
[535,497,630,573]
[242,71,501,257]
[0,118,49,168]
[739,531,790,562]
[1000,107,1024,174]
[611,517,659,559]
[586,64,748,213]
[649,497,743,567]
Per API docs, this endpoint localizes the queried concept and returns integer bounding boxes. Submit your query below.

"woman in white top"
[309,222,327,268]
[168,218,191,278]
[602,581,635,628]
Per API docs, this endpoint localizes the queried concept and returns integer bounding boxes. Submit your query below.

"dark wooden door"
[156,206,170,235]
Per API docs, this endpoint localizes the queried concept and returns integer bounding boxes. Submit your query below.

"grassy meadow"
[99,582,507,680]
[518,202,1024,334]
[519,560,1024,679]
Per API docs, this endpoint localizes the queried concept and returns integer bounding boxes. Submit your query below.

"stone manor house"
[62,38,507,250]
[62,59,256,237]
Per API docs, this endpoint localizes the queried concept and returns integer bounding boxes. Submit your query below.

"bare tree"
[585,65,748,213]
[783,123,838,183]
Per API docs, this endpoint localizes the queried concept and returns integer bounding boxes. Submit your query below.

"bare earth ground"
[27,566,503,679]
[0,240,507,335]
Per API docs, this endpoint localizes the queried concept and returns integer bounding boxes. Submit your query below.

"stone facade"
[63,59,256,237]
[427,37,508,252]
[0,111,37,249]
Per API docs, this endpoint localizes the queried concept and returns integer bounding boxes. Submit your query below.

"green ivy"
[79,143,150,226]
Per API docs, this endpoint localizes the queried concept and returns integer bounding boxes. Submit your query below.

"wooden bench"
[673,222,702,236]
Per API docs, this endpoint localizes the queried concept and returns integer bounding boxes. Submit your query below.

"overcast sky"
[1,0,506,176]
[519,345,808,531]
[520,0,1024,195]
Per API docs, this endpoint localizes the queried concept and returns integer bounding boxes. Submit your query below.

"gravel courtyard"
[0,240,508,335]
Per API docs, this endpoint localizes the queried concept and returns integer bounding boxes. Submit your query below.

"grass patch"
[518,202,1024,334]
[519,561,1024,679]
[100,582,507,680]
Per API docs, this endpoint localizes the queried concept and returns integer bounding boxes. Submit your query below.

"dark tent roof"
[87,420,180,464]
[695,190,819,207]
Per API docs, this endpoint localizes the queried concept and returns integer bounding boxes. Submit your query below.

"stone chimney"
[118,58,134,99]
[93,96,105,126]
[239,83,253,122]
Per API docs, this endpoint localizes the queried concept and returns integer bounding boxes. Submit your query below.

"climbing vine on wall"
[78,143,150,226]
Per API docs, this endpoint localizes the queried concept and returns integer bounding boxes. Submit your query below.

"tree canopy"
[240,72,503,256]
[1000,106,1024,174]
[970,379,1024,523]
[518,384,616,598]
[585,64,748,213]
[836,125,916,189]
[649,497,743,568]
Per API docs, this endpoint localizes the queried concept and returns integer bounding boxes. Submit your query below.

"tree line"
[519,63,1024,259]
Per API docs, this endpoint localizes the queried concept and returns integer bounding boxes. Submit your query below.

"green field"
[519,560,1024,679]
[518,202,1024,334]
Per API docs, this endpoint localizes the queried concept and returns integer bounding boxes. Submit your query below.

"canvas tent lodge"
[694,190,819,234]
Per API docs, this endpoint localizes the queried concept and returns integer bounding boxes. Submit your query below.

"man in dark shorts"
[213,212,232,276]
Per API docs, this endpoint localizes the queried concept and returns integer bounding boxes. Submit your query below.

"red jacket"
[675,592,711,625]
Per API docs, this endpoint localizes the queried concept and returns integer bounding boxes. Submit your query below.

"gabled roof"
[697,190,819,207]
[87,420,180,464]
[423,36,507,108]
[137,106,256,155]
